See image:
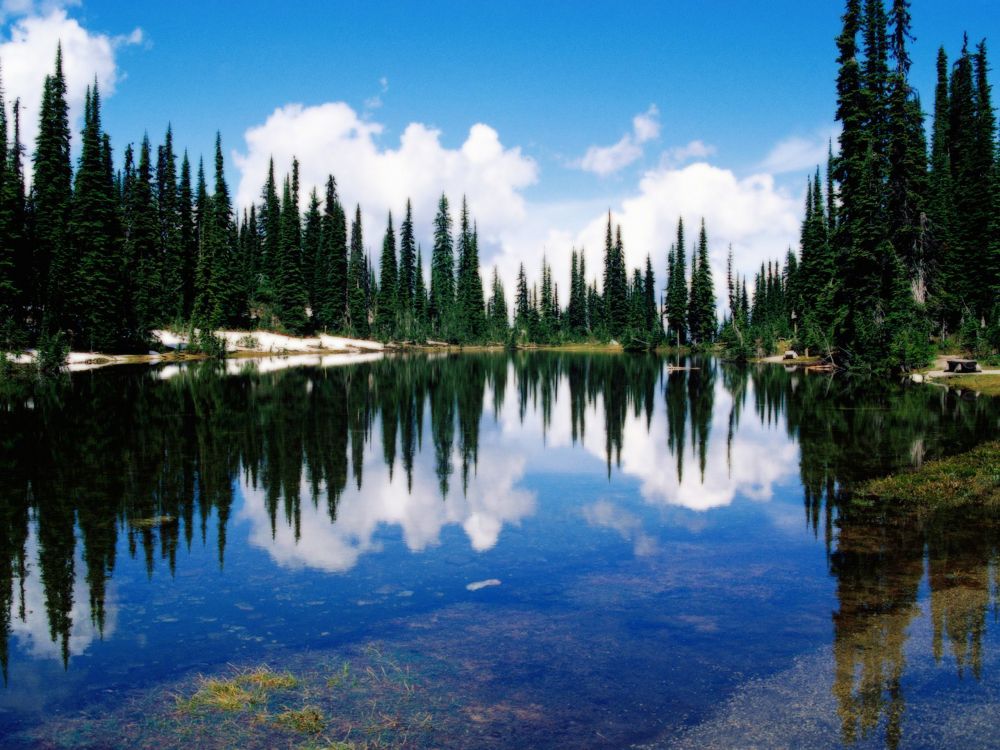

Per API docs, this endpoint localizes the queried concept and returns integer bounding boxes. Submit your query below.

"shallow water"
[0,353,998,749]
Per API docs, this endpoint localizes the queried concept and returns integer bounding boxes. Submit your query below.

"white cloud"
[233,101,799,319]
[0,0,77,22]
[488,161,800,320]
[0,8,142,171]
[233,102,538,259]
[575,104,660,176]
[660,139,716,168]
[759,126,840,174]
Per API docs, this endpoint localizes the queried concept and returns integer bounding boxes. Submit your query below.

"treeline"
[0,46,732,355]
[722,0,1000,370]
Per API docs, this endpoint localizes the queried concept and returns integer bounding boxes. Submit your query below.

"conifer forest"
[0,0,996,373]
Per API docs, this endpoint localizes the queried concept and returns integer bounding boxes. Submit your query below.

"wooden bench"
[946,359,979,373]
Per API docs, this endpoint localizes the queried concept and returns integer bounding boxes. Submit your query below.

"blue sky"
[2,0,998,302]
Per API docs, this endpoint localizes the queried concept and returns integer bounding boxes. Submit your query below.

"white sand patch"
[151,329,384,354]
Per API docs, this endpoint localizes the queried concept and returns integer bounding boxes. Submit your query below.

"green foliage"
[188,328,227,359]
[36,329,68,374]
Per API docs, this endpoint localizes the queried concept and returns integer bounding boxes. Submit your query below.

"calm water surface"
[0,353,998,749]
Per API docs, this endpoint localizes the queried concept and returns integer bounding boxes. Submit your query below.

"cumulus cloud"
[0,7,142,170]
[232,100,799,319]
[575,104,660,176]
[759,126,840,174]
[489,161,800,321]
[233,101,538,259]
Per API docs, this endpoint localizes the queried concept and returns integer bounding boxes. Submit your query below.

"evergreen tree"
[276,161,308,333]
[665,218,688,345]
[70,84,124,351]
[347,205,369,337]
[643,254,659,340]
[177,152,197,319]
[375,212,398,339]
[302,188,322,321]
[129,135,161,332]
[602,215,628,338]
[413,246,428,334]
[687,220,717,345]
[429,194,454,338]
[157,126,183,322]
[486,266,509,341]
[454,199,486,341]
[33,45,73,336]
[397,199,416,332]
[0,86,26,340]
[514,262,530,334]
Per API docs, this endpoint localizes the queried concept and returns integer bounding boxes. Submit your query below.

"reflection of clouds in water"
[583,501,658,556]
[10,524,117,661]
[614,388,798,511]
[499,364,799,512]
[239,422,535,573]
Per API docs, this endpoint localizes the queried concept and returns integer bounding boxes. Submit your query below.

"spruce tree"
[0,84,24,339]
[157,126,183,321]
[397,199,416,331]
[33,45,73,336]
[429,194,454,338]
[317,175,347,331]
[302,188,322,321]
[486,266,509,341]
[129,135,161,332]
[70,85,124,351]
[643,255,659,340]
[275,161,308,333]
[455,200,486,342]
[514,262,530,334]
[413,246,428,335]
[665,217,688,345]
[375,212,398,339]
[177,152,197,319]
[347,205,369,337]
[687,220,716,345]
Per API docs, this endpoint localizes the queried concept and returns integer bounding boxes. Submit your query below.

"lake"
[1,353,998,749]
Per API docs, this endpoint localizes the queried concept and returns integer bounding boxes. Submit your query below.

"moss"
[856,441,1000,508]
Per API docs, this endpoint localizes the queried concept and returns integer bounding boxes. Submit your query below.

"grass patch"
[856,441,1000,508]
[272,706,325,734]
[176,676,260,713]
[241,665,298,690]
[941,374,1000,397]
[176,665,296,715]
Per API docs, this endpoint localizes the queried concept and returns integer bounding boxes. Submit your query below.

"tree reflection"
[0,352,998,716]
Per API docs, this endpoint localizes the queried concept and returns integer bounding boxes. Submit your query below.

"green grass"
[856,441,1000,508]
[942,374,1000,396]
[272,706,325,734]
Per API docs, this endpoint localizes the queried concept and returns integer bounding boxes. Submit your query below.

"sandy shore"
[4,329,386,372]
